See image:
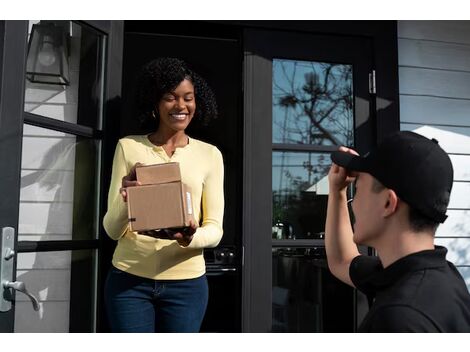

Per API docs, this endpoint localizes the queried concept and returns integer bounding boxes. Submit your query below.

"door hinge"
[369,70,376,95]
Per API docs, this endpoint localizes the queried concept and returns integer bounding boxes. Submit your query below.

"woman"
[103,57,224,332]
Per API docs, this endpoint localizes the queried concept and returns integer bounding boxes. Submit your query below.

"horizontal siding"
[456,267,470,292]
[18,202,73,235]
[398,21,470,45]
[434,238,470,265]
[398,38,470,72]
[400,95,470,127]
[448,182,470,209]
[399,67,470,99]
[20,170,74,202]
[450,155,470,181]
[15,269,71,301]
[398,21,470,280]
[437,210,470,238]
[17,251,72,270]
[15,301,69,332]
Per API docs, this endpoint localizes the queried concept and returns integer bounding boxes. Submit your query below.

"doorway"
[107,21,244,332]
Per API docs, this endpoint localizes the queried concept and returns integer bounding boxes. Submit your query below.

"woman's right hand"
[120,162,143,202]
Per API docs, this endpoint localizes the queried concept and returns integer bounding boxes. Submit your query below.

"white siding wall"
[398,21,470,291]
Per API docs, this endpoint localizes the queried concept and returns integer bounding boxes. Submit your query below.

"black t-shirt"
[350,246,470,332]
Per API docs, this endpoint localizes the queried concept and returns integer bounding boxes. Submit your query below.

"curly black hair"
[135,57,218,130]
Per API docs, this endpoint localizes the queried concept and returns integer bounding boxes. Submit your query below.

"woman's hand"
[139,220,198,247]
[328,146,359,193]
[120,162,144,202]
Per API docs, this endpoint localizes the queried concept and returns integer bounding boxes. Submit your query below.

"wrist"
[328,188,348,199]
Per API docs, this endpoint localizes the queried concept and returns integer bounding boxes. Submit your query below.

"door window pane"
[14,249,97,332]
[272,152,330,240]
[24,21,105,129]
[273,59,354,146]
[19,125,100,241]
[272,247,354,332]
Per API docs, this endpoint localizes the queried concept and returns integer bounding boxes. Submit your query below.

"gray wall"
[398,20,470,290]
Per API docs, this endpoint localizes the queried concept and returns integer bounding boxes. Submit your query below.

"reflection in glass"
[24,20,105,129]
[19,125,100,242]
[272,247,353,332]
[272,152,330,240]
[14,249,97,332]
[273,59,354,146]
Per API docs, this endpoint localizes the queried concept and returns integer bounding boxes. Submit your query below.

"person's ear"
[383,189,399,217]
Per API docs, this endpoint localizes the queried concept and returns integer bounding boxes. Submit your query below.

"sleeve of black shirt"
[349,255,382,296]
[363,305,440,333]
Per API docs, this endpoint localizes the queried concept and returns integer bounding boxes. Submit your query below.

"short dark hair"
[370,177,439,234]
[135,57,218,130]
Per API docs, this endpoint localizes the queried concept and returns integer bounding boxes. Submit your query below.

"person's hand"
[139,220,198,247]
[120,162,144,202]
[328,146,359,193]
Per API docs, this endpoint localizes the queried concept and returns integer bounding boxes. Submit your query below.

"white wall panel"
[448,182,470,209]
[23,124,67,137]
[15,269,71,301]
[434,238,470,265]
[398,21,470,269]
[456,267,470,293]
[398,38,470,72]
[437,210,470,238]
[398,21,470,45]
[450,155,470,181]
[400,95,470,127]
[21,136,77,170]
[20,169,74,202]
[18,202,73,235]
[399,67,470,99]
[29,103,78,122]
[14,301,69,332]
[17,251,72,270]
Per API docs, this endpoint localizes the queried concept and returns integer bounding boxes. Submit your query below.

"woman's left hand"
[139,220,197,247]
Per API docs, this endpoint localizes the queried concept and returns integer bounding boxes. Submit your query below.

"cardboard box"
[127,163,194,232]
[135,162,181,185]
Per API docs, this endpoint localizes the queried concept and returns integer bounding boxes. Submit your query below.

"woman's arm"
[186,147,224,249]
[103,141,130,240]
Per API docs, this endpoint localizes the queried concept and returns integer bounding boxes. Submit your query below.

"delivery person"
[325,131,470,332]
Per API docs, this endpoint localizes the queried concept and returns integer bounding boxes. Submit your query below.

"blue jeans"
[104,267,208,332]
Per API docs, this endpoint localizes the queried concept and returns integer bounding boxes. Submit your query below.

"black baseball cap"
[331,131,453,223]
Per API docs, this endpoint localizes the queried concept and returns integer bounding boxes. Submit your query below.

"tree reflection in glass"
[273,59,354,146]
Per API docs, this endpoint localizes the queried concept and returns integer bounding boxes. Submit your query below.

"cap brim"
[331,151,369,172]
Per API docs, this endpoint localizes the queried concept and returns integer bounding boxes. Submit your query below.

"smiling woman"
[102,57,224,333]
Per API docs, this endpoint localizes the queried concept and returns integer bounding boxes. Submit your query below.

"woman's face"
[157,79,196,133]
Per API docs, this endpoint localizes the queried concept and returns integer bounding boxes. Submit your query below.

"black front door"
[242,28,376,332]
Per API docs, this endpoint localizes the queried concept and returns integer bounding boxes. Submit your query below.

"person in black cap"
[325,130,470,332]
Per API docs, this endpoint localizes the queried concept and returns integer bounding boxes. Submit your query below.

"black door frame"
[0,20,29,333]
[240,21,400,332]
[0,20,124,332]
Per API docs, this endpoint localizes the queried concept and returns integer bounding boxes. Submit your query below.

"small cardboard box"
[135,162,181,185]
[127,163,194,232]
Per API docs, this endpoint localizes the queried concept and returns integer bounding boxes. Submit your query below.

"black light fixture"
[26,21,70,86]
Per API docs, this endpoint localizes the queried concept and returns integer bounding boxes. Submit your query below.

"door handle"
[3,281,39,311]
[1,227,40,312]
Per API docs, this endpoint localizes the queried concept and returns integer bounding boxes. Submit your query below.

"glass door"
[0,20,123,332]
[242,28,375,332]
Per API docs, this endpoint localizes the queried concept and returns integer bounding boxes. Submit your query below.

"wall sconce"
[26,21,70,86]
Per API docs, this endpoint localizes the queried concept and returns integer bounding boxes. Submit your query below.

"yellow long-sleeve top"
[103,134,224,280]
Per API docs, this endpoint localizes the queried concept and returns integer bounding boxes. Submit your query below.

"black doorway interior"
[107,21,244,332]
